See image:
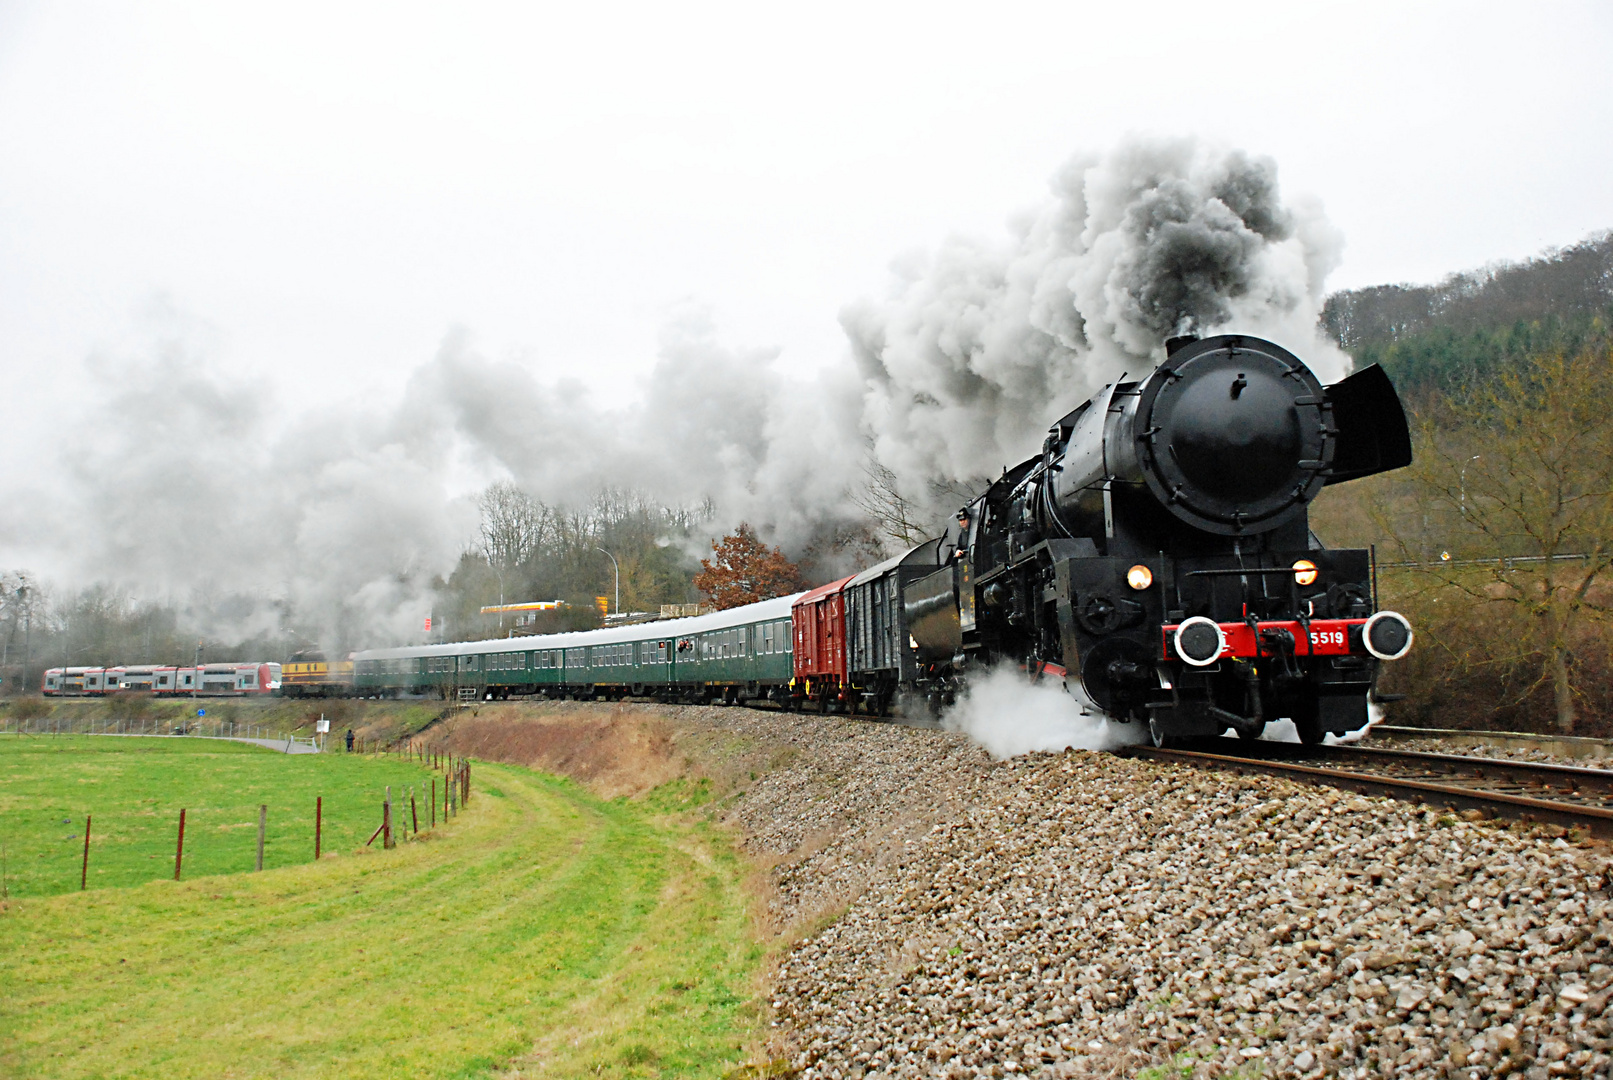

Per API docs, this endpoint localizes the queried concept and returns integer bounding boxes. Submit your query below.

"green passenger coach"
[352,593,801,705]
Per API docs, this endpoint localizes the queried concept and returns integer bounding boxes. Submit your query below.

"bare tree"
[477,482,550,572]
[1395,347,1613,733]
[849,442,981,553]
[850,449,926,549]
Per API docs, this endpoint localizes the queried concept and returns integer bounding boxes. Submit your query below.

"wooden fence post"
[411,790,419,835]
[174,809,187,880]
[383,786,393,850]
[80,814,91,890]
[431,778,436,827]
[315,795,322,861]
[256,804,266,871]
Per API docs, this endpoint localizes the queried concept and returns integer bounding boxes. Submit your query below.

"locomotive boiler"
[906,334,1414,744]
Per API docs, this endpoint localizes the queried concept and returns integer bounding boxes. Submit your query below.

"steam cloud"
[941,664,1146,758]
[5,136,1349,649]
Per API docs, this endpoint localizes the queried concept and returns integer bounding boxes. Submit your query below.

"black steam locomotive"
[905,334,1413,744]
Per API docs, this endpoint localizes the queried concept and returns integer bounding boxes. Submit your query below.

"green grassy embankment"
[0,738,763,1079]
[0,735,437,896]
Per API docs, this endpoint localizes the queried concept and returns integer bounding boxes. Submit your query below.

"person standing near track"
[345,727,354,752]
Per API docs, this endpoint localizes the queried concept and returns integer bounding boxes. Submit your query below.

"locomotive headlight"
[1173,616,1226,667]
[1292,559,1319,586]
[1363,610,1414,660]
[1126,565,1153,590]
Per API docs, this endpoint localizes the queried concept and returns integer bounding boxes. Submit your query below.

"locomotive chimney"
[1165,335,1199,357]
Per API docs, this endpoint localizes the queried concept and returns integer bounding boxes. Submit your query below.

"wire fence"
[0,713,318,749]
[1379,552,1594,570]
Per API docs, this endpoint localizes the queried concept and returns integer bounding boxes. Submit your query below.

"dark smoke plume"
[2,136,1345,648]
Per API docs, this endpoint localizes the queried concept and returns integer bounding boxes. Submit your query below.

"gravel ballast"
[760,746,1611,1079]
[442,702,1613,1078]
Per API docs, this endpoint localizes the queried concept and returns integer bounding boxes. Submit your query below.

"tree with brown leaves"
[693,524,806,610]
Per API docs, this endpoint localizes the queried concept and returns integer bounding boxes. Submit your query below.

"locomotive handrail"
[1182,567,1316,578]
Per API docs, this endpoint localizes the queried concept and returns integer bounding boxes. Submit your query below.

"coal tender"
[905,334,1415,744]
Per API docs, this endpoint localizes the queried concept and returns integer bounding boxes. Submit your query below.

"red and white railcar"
[114,666,182,693]
[188,662,281,695]
[41,667,98,694]
[43,662,281,696]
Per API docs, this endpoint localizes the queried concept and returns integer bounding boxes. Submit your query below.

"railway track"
[1118,740,1613,839]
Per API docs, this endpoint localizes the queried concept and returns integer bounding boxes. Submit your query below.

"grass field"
[0,735,440,896]
[1,695,453,746]
[0,739,762,1079]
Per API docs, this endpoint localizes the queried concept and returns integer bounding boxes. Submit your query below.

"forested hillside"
[1312,229,1613,736]
[1322,231,1613,393]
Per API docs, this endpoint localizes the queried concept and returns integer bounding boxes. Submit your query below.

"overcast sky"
[2,0,1610,444]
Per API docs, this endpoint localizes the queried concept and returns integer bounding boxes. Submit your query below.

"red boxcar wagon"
[791,575,853,711]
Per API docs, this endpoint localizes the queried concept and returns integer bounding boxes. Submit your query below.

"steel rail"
[1118,744,1613,839]
[1318,744,1613,802]
[1192,741,1613,804]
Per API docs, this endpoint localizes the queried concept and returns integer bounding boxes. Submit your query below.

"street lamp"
[595,546,619,618]
[16,584,29,694]
[493,565,505,634]
[1460,454,1481,519]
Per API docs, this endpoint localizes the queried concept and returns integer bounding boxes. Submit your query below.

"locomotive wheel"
[1080,638,1154,716]
[1292,695,1326,745]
